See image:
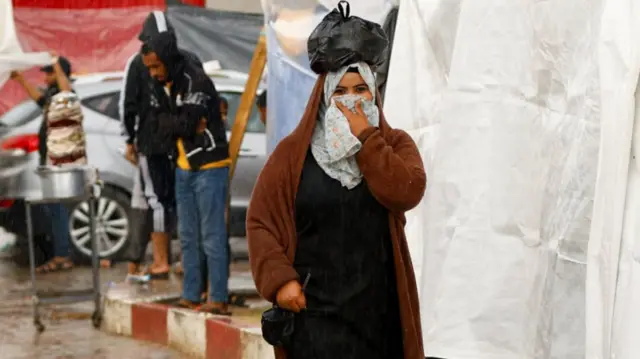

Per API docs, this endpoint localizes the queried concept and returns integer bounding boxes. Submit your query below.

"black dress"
[288,150,403,359]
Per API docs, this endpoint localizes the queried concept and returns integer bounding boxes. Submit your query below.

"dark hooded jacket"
[120,11,202,156]
[146,29,229,169]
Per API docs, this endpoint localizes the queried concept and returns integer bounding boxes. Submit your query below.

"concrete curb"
[103,294,275,359]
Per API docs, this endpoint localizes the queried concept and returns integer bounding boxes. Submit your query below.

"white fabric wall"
[586,1,640,358]
[384,0,613,358]
[0,1,50,88]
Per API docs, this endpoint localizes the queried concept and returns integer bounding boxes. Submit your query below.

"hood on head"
[140,10,182,81]
[139,11,174,42]
[148,31,180,68]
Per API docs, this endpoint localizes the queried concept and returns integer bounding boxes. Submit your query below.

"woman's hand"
[336,100,371,137]
[276,279,307,313]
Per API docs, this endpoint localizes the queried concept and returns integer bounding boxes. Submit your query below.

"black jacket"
[147,31,229,170]
[120,11,202,156]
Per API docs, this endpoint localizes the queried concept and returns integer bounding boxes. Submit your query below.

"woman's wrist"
[357,126,378,143]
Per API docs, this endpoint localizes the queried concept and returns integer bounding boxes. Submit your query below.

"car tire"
[67,185,131,263]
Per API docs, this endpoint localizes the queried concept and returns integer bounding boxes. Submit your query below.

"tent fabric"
[0,5,260,115]
[0,6,159,115]
[586,1,640,359]
[375,6,398,101]
[11,0,204,8]
[384,0,605,358]
[166,6,262,73]
[0,2,54,94]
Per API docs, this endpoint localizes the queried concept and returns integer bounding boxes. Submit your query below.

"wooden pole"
[225,29,267,261]
[228,30,267,181]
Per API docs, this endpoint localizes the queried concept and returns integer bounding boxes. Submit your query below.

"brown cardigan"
[246,74,427,359]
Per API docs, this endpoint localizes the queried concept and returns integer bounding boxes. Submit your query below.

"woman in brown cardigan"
[247,62,426,359]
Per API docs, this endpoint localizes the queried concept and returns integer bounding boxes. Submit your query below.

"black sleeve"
[36,95,47,108]
[172,74,213,139]
[121,55,141,145]
[207,80,223,127]
[36,87,50,108]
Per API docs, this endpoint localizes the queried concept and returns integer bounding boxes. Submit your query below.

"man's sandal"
[36,258,73,274]
[199,303,232,316]
[176,298,200,310]
[228,294,248,308]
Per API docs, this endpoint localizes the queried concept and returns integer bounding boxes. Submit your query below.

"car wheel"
[68,185,131,261]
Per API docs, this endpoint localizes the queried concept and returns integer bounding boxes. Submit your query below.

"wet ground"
[0,258,183,359]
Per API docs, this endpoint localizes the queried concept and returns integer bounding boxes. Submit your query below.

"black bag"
[261,305,296,347]
[261,273,311,347]
[307,1,389,74]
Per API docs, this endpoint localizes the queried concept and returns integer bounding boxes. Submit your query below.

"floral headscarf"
[310,62,379,189]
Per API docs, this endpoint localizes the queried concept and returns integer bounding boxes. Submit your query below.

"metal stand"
[25,184,103,333]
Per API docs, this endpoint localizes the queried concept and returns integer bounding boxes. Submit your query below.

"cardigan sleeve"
[356,128,427,213]
[246,148,300,302]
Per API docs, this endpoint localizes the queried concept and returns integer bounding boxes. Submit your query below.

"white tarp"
[0,1,50,89]
[586,1,640,359]
[384,0,608,358]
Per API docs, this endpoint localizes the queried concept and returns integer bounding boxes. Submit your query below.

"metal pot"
[36,165,97,200]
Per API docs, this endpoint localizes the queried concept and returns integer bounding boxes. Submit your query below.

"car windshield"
[0,101,41,128]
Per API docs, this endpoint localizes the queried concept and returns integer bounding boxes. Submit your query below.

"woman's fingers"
[335,101,350,117]
[277,296,298,313]
[295,293,307,310]
[278,294,306,313]
[287,299,302,313]
[355,100,366,116]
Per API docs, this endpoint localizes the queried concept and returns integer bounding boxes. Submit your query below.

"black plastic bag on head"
[307,1,389,74]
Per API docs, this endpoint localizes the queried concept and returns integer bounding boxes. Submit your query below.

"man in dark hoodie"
[140,28,231,315]
[120,11,203,279]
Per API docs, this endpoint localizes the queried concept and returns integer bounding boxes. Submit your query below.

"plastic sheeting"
[384,1,604,358]
[167,6,262,73]
[263,0,395,152]
[0,5,261,115]
[586,2,640,359]
[0,2,51,90]
[0,6,160,115]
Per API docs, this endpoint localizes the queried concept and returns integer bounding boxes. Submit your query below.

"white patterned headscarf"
[310,62,379,189]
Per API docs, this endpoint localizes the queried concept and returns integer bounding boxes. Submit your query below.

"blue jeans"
[41,203,71,258]
[176,166,229,303]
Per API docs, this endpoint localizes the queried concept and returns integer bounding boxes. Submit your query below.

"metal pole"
[26,202,44,332]
[89,194,101,325]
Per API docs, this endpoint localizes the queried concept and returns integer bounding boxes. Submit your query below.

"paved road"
[0,258,182,359]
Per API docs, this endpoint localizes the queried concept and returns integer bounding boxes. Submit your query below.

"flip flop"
[36,259,73,274]
[148,271,170,280]
[176,298,200,310]
[199,303,232,316]
[228,294,248,308]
